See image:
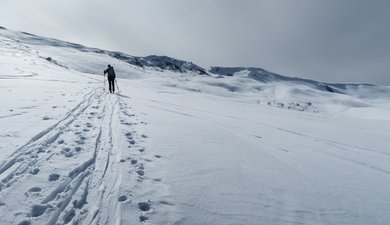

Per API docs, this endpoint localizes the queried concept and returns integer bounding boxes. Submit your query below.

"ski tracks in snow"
[0,88,173,225]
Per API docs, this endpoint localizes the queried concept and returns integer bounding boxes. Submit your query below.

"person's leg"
[111,79,115,93]
[108,78,113,93]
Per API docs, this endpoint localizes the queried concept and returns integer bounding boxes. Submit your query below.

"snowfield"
[1,27,390,225]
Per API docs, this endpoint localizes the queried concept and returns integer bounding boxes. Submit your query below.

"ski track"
[0,88,165,225]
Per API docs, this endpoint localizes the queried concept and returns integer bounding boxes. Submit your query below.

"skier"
[104,64,116,93]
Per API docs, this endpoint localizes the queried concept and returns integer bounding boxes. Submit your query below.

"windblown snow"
[1,27,390,225]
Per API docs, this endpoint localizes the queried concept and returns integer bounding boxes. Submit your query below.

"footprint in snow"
[139,215,148,222]
[138,202,151,211]
[31,204,48,217]
[48,173,60,181]
[63,152,74,158]
[118,195,127,202]
[75,140,85,145]
[29,168,40,175]
[28,187,41,192]
[137,170,145,176]
[17,220,31,225]
[63,209,76,224]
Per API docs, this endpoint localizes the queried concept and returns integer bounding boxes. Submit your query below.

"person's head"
[107,64,111,68]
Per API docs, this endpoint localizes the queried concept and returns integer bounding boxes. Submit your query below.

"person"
[104,64,116,93]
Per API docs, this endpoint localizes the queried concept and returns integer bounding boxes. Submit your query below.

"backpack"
[107,67,116,79]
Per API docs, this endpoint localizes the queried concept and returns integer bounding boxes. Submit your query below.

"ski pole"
[103,74,106,90]
[115,78,119,92]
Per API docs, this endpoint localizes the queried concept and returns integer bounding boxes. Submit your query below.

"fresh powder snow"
[1,27,390,225]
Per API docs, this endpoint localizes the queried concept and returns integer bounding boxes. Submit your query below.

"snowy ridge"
[0,26,207,75]
[140,55,207,75]
[211,66,356,94]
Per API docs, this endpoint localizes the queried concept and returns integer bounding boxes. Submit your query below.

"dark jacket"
[104,66,116,79]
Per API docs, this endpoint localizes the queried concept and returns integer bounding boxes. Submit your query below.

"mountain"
[1,26,382,96]
[0,26,207,75]
[1,26,390,225]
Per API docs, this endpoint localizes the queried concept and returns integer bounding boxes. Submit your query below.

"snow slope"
[1,27,390,225]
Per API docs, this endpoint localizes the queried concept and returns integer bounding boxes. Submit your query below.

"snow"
[1,27,390,225]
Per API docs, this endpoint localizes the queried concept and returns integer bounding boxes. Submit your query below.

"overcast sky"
[1,0,389,85]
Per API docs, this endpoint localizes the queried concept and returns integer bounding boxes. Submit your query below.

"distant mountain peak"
[105,53,208,75]
[210,66,299,82]
[209,66,345,94]
[140,55,208,75]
